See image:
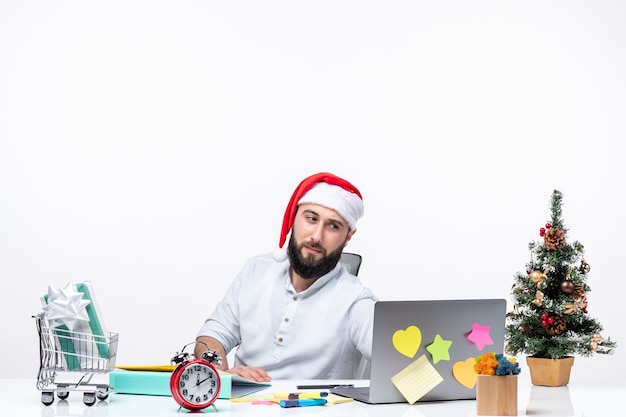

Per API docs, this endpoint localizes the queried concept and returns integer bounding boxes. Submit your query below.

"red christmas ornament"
[539,227,546,237]
[541,313,548,320]
[546,223,552,229]
[542,320,547,327]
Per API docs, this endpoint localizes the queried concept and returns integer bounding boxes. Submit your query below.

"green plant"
[505,190,616,359]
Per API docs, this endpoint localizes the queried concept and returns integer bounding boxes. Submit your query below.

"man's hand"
[226,366,272,382]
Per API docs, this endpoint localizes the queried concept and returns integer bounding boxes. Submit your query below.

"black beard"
[287,235,344,279]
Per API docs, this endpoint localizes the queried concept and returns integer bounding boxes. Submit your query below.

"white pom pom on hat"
[272,172,364,262]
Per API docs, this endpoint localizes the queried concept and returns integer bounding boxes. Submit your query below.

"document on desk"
[225,372,272,398]
[109,368,271,399]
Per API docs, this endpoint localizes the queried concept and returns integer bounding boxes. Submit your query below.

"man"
[195,172,377,382]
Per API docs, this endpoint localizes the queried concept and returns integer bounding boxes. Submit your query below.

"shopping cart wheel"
[96,386,109,401]
[41,391,55,406]
[56,385,69,400]
[83,392,96,406]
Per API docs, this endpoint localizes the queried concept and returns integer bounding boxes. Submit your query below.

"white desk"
[1,374,623,416]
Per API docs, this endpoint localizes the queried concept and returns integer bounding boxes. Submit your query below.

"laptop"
[331,298,506,404]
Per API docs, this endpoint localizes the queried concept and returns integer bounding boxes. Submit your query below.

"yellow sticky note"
[390,354,443,404]
[324,394,354,405]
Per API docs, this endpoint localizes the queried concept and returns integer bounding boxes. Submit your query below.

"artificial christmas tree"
[505,190,616,386]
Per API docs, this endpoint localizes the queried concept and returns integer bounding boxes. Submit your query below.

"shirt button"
[277,337,284,343]
[292,296,298,301]
[284,317,290,322]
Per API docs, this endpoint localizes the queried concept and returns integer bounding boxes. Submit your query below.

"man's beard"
[287,235,344,279]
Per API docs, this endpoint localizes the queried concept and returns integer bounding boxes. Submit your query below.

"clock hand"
[196,376,213,386]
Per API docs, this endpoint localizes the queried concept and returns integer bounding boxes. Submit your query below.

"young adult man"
[195,172,377,382]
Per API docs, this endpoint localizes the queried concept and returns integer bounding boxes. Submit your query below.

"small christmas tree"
[505,190,616,360]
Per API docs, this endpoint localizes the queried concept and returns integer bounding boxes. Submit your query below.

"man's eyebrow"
[301,208,320,217]
[328,218,346,228]
[302,208,346,227]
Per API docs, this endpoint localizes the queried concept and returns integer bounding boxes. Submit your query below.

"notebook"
[331,298,506,404]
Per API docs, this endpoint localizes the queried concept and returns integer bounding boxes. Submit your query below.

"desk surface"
[1,374,623,417]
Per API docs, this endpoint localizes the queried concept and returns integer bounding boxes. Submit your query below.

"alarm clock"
[170,341,222,411]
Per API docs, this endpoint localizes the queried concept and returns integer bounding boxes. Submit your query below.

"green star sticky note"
[426,334,452,364]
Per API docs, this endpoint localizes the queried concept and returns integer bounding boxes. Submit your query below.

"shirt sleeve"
[196,264,246,353]
[348,287,378,361]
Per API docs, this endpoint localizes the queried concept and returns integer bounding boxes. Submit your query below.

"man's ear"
[345,229,356,245]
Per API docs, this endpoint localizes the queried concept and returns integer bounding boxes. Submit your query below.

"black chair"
[339,252,371,379]
[340,252,362,276]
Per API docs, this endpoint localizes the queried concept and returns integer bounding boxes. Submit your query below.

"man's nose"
[310,223,324,242]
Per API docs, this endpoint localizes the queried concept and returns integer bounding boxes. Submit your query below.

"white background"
[1,1,624,383]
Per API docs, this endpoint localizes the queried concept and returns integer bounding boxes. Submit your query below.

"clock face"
[171,361,220,410]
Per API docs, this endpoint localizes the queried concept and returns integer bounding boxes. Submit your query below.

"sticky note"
[426,334,452,364]
[392,325,422,358]
[466,322,493,351]
[324,394,354,405]
[452,357,477,389]
[390,354,443,404]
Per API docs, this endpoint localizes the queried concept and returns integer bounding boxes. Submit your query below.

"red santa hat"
[273,172,364,262]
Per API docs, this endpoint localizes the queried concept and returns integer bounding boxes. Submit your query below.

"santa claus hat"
[273,172,364,262]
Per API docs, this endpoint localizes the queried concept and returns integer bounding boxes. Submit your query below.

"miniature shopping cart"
[34,313,119,406]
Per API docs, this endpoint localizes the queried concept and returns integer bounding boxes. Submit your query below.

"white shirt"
[197,253,377,379]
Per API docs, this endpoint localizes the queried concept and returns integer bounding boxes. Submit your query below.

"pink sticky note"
[252,400,278,405]
[466,322,493,351]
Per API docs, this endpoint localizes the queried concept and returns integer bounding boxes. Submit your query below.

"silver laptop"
[332,299,506,404]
